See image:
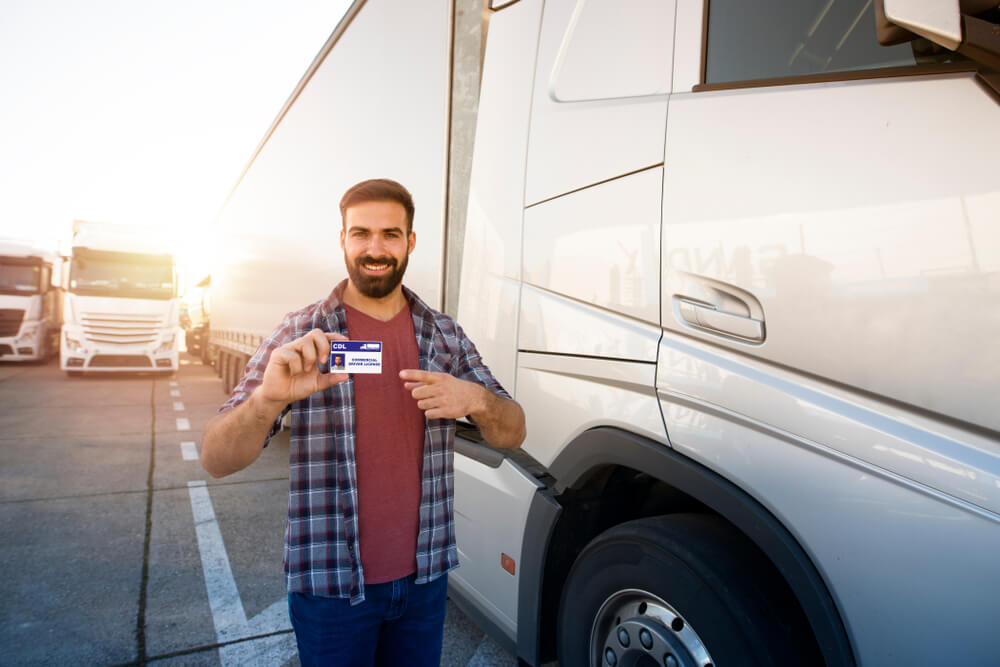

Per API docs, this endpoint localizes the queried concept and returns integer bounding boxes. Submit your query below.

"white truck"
[210,0,1000,664]
[61,221,182,376]
[0,240,64,361]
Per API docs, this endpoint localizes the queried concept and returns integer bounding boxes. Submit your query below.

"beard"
[344,251,409,299]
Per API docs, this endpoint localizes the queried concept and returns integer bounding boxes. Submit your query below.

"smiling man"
[200,178,525,666]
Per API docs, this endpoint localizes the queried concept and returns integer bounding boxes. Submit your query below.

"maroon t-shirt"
[345,303,425,584]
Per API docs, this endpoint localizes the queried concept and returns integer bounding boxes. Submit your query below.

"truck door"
[657,0,1000,662]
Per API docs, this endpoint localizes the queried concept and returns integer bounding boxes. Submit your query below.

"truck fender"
[516,426,854,667]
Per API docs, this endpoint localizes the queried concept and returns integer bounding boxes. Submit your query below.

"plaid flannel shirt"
[219,280,510,604]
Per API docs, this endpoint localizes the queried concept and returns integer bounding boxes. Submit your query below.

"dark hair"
[339,178,415,231]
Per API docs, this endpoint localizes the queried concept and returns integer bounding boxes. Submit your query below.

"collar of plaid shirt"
[222,279,510,605]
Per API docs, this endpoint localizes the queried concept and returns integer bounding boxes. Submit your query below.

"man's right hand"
[257,329,349,411]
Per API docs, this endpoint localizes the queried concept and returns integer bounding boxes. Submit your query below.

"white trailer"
[61,221,182,375]
[0,240,64,361]
[211,1,1000,665]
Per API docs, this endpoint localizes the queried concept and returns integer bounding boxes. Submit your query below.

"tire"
[557,514,819,667]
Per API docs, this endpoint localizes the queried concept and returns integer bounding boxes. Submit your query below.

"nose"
[365,234,388,257]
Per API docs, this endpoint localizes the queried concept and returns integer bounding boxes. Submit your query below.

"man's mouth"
[360,259,394,274]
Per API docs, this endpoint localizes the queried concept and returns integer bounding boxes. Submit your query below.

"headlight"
[156,334,175,354]
[64,335,84,353]
[18,324,39,343]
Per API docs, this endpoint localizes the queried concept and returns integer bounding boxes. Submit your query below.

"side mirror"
[876,0,1000,72]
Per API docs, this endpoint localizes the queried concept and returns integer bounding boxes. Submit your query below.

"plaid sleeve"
[217,315,296,447]
[453,322,511,402]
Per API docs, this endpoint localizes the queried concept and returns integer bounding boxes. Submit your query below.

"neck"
[342,282,408,322]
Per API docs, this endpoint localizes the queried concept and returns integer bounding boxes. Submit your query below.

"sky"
[0,0,352,281]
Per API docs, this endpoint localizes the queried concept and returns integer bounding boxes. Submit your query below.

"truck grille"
[89,355,152,368]
[81,312,163,345]
[0,309,25,337]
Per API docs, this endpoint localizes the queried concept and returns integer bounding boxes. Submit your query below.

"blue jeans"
[288,573,448,667]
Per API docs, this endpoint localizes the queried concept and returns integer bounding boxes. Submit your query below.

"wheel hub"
[591,590,714,667]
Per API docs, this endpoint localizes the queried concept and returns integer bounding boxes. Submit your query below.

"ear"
[407,231,416,255]
[340,227,346,251]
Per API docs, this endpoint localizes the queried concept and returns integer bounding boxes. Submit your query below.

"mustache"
[357,255,398,268]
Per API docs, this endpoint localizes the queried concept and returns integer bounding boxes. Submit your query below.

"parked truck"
[210,0,1000,664]
[0,240,64,361]
[61,221,182,376]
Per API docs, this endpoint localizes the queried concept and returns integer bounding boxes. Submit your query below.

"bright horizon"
[0,0,352,287]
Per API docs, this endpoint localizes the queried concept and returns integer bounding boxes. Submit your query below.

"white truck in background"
[61,220,182,376]
[210,0,1000,665]
[0,240,64,361]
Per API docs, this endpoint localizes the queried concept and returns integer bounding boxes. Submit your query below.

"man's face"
[340,200,415,299]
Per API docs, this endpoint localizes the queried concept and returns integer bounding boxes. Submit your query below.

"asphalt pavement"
[0,353,517,666]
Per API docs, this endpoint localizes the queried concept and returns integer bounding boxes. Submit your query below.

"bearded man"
[201,178,525,666]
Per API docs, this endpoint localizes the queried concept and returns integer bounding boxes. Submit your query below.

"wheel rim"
[590,589,714,667]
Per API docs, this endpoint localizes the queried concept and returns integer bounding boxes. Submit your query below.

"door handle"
[676,298,765,342]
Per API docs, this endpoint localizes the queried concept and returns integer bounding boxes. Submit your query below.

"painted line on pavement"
[174,401,185,411]
[169,381,179,387]
[181,441,198,461]
[177,417,191,431]
[187,481,296,665]
[170,389,181,397]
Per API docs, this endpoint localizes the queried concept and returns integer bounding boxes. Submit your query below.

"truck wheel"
[557,514,818,667]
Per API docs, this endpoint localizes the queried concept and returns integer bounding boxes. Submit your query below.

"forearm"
[470,388,526,450]
[201,392,285,477]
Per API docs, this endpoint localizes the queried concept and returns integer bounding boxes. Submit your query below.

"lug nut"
[605,647,618,666]
[640,628,653,649]
[618,628,630,647]
[663,653,679,667]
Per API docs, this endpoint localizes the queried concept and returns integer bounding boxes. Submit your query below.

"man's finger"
[399,369,436,383]
[286,350,304,377]
[306,329,331,364]
[300,337,318,369]
[407,384,434,398]
[318,371,349,389]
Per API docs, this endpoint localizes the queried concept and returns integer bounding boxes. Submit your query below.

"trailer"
[211,1,1000,664]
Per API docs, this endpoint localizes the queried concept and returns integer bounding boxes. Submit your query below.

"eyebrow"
[346,226,405,235]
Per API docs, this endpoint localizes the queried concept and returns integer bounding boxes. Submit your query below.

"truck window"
[550,0,673,101]
[0,261,41,295]
[705,0,970,86]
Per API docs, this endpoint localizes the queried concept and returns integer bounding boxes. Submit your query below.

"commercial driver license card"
[330,340,382,374]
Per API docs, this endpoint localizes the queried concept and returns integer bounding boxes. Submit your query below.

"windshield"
[70,248,175,300]
[0,259,42,295]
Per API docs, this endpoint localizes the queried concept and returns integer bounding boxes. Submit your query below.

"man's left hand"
[400,369,485,420]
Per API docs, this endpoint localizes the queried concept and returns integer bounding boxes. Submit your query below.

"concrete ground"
[0,353,518,666]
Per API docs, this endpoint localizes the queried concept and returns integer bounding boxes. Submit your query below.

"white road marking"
[176,417,191,431]
[169,381,179,387]
[173,401,185,411]
[180,441,198,461]
[188,481,296,665]
[170,389,181,397]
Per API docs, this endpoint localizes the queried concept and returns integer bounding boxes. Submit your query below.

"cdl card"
[330,340,382,374]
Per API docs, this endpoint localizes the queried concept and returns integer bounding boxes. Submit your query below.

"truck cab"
[0,240,63,362]
[61,222,181,376]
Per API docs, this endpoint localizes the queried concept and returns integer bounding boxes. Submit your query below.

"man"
[200,178,526,666]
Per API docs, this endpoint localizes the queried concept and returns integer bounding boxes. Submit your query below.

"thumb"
[318,371,349,390]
